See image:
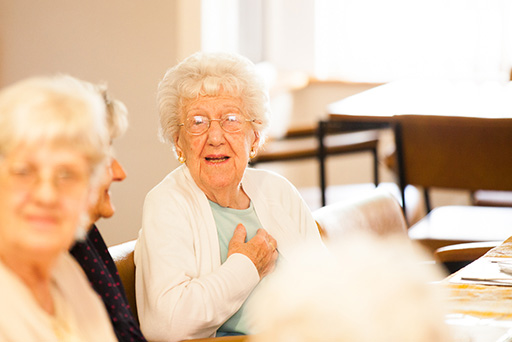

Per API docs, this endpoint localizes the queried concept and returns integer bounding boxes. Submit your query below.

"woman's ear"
[252,130,261,152]
[174,135,184,156]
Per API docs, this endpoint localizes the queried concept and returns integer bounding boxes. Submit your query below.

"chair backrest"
[313,189,408,240]
[394,115,512,213]
[108,239,138,322]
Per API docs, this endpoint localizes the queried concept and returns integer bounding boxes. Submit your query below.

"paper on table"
[450,257,512,286]
[446,314,512,342]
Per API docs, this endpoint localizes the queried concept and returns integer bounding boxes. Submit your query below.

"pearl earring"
[249,149,257,159]
[178,154,186,164]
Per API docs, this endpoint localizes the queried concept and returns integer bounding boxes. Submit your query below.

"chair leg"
[317,121,327,207]
[372,146,379,187]
[424,188,431,213]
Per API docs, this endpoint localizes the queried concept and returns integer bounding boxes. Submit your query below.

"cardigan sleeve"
[135,171,260,342]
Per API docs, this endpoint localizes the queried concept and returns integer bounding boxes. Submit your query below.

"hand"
[228,224,278,279]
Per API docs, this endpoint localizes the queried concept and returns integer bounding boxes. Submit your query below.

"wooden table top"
[442,238,512,340]
[444,238,512,318]
[327,79,512,122]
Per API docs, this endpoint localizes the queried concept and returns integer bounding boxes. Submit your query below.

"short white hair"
[248,232,453,342]
[97,83,128,141]
[157,51,271,148]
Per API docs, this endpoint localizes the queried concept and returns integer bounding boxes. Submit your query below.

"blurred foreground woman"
[249,232,453,342]
[0,76,117,341]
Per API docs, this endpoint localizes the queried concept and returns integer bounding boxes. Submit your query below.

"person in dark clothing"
[70,83,146,342]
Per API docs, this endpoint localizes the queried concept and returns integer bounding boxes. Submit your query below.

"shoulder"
[244,167,299,194]
[244,167,293,186]
[145,166,197,205]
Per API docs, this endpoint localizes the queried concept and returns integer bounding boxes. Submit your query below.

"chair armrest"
[434,241,502,263]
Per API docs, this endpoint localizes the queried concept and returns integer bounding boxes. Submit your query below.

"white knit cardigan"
[135,166,324,342]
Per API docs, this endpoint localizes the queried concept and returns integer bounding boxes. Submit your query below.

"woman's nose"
[32,177,59,205]
[110,158,127,182]
[206,120,225,145]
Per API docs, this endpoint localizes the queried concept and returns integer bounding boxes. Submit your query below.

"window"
[202,0,512,82]
[315,0,512,82]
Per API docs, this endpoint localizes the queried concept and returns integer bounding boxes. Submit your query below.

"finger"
[268,236,277,250]
[255,228,268,238]
[231,223,247,243]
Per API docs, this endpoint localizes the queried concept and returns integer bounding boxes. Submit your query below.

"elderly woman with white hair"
[0,75,117,341]
[135,51,325,341]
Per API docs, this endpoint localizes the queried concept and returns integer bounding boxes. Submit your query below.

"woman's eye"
[225,114,240,122]
[192,116,207,125]
[9,164,33,178]
[56,169,78,181]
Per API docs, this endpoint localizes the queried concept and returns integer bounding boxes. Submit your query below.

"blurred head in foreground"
[249,232,452,342]
[0,75,118,341]
[0,75,110,249]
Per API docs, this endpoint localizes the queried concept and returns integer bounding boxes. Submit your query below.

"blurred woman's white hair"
[0,75,109,169]
[97,83,128,141]
[248,232,453,342]
[157,51,271,152]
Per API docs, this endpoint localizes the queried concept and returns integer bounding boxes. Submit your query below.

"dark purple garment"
[70,225,146,342]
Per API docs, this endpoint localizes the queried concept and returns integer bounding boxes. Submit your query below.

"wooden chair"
[250,123,380,207]
[313,188,408,240]
[108,239,138,322]
[393,114,512,251]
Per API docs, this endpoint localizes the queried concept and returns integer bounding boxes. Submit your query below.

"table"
[327,79,512,123]
[443,237,512,341]
[324,78,512,216]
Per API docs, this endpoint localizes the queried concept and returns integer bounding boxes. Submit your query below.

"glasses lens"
[221,114,243,133]
[186,116,209,134]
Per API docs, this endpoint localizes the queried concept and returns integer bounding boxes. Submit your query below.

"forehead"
[182,94,245,117]
[4,143,89,169]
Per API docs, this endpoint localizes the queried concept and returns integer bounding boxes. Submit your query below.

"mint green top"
[209,200,262,335]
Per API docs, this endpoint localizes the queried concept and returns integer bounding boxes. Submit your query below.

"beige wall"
[0,0,193,245]
[0,1,468,246]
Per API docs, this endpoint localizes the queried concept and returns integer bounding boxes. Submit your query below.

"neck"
[0,249,57,315]
[204,185,250,209]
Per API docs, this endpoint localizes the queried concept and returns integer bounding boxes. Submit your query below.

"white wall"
[0,0,193,245]
[263,0,315,73]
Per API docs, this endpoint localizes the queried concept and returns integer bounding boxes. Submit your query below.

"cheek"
[0,189,25,214]
[64,191,92,220]
[0,193,18,226]
[184,137,207,158]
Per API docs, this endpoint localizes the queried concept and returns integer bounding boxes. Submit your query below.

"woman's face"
[175,94,259,196]
[87,156,126,227]
[0,143,92,258]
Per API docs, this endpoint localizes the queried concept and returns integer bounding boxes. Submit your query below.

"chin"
[99,206,115,219]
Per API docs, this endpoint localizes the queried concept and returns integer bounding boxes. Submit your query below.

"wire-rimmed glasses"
[178,114,261,135]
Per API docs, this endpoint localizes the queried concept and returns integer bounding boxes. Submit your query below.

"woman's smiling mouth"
[205,155,230,163]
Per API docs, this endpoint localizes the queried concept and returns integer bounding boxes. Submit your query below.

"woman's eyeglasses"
[178,114,261,135]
